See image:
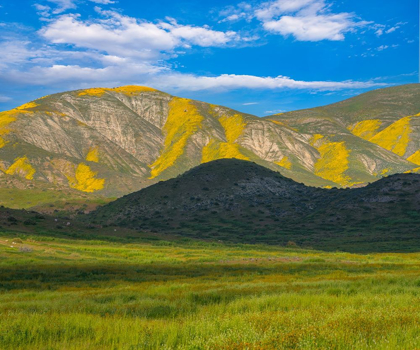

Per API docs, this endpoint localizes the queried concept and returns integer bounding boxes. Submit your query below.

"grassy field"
[1,232,420,349]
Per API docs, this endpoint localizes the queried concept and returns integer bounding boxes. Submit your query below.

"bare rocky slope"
[0,84,419,206]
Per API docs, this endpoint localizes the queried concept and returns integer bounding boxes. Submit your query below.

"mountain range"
[1,84,420,208]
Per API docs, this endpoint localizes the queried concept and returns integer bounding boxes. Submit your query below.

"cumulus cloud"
[221,0,369,42]
[261,0,370,41]
[39,11,244,60]
[263,13,357,41]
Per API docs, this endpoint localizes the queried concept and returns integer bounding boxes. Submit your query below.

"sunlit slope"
[266,84,420,186]
[0,86,334,197]
[0,84,419,200]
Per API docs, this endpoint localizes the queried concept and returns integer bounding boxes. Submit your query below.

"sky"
[0,0,418,116]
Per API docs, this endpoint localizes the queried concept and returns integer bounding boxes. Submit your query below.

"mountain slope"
[90,159,420,252]
[266,84,420,183]
[0,84,419,203]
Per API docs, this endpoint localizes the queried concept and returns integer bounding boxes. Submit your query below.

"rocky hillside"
[90,159,420,252]
[0,84,419,203]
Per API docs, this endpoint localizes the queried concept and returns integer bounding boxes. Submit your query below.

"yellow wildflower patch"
[310,134,324,147]
[315,142,351,186]
[201,113,249,163]
[5,156,36,180]
[0,111,17,148]
[112,86,157,96]
[0,102,46,147]
[269,119,286,126]
[78,86,157,97]
[268,119,298,132]
[86,147,100,163]
[275,156,292,169]
[407,150,420,166]
[149,98,204,178]
[202,140,249,163]
[78,88,110,97]
[69,163,105,192]
[369,116,412,157]
[219,114,247,143]
[349,119,382,140]
[16,102,39,110]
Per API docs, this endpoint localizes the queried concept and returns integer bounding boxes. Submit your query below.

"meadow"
[1,232,420,349]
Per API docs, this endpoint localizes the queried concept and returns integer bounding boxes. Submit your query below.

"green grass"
[1,232,420,349]
[0,187,110,211]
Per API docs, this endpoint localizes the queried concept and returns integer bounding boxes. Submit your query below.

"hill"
[90,159,420,252]
[0,84,419,206]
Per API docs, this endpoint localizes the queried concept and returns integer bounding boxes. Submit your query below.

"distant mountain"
[0,84,419,206]
[90,159,420,252]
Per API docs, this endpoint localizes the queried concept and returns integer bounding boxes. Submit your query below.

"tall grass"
[1,233,420,349]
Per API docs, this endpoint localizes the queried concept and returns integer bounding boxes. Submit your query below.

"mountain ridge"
[0,84,419,207]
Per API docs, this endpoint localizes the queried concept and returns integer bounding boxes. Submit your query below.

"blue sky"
[0,0,418,115]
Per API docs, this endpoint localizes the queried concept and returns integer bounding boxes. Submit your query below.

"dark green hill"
[90,159,420,252]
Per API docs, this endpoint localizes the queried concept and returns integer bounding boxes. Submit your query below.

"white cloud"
[39,11,244,61]
[385,26,399,34]
[377,45,388,51]
[220,0,370,42]
[43,0,115,14]
[34,4,52,20]
[89,0,115,4]
[265,109,285,114]
[255,0,369,41]
[2,62,164,87]
[263,13,357,41]
[0,58,385,93]
[46,0,77,14]
[0,95,12,103]
[243,102,259,105]
[376,44,399,52]
[255,0,317,21]
[219,2,254,23]
[146,73,386,92]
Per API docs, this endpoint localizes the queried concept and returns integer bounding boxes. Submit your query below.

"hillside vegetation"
[0,85,420,202]
[90,159,420,252]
